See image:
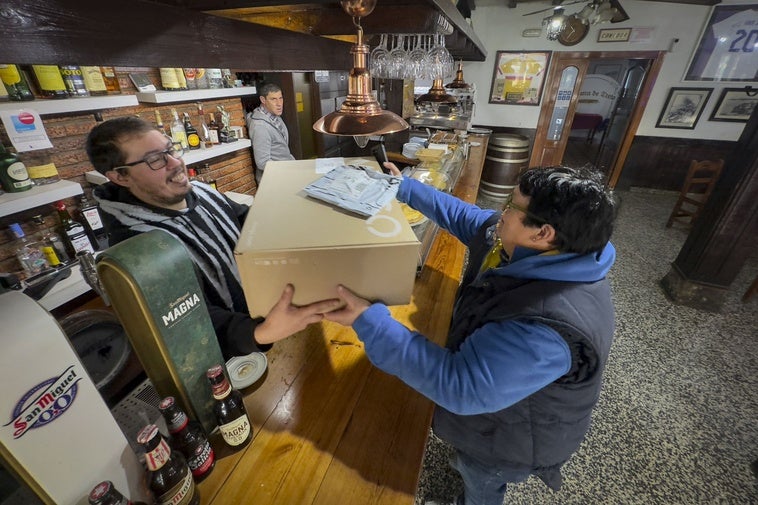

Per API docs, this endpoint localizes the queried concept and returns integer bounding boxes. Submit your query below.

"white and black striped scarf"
[95,181,245,313]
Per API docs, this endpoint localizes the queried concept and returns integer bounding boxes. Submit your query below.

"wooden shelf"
[0,95,138,115]
[0,179,83,217]
[135,87,256,104]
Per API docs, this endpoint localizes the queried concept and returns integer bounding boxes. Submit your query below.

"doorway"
[530,50,665,188]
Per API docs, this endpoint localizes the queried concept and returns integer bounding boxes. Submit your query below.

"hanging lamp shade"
[313,1,408,137]
[417,79,458,103]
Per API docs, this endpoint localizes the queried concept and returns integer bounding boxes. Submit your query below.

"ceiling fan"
[523,0,629,24]
[523,0,629,45]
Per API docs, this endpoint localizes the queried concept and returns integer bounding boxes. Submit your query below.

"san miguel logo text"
[4,365,82,439]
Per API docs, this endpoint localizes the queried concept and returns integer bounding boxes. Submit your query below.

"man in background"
[246,83,295,184]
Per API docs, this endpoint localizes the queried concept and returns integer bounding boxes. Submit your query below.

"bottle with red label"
[206,364,252,449]
[87,480,148,505]
[136,424,199,505]
[54,200,95,256]
[158,396,216,481]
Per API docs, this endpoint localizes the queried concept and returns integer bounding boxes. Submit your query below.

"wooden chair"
[666,159,724,228]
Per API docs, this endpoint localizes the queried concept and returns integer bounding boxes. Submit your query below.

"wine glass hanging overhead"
[369,34,455,80]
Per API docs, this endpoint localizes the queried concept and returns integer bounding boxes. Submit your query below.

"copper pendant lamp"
[312,0,409,142]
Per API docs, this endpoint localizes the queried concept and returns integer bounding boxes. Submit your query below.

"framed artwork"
[489,51,551,105]
[684,5,758,82]
[709,88,758,122]
[656,87,712,129]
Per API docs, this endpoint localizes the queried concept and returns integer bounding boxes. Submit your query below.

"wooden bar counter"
[197,139,489,505]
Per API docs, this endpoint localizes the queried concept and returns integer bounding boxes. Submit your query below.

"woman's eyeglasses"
[117,142,184,172]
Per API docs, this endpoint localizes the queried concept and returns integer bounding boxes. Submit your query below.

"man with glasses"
[86,116,340,360]
[324,162,617,505]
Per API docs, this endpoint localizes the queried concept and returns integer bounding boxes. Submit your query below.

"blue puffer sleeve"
[353,303,571,415]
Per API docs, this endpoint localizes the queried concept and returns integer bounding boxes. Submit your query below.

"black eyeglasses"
[117,142,184,171]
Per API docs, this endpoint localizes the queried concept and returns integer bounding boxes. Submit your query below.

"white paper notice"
[0,109,54,152]
[315,157,346,174]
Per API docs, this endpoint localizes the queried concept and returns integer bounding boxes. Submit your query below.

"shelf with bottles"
[0,95,139,115]
[135,86,257,104]
[84,139,252,185]
[0,179,83,217]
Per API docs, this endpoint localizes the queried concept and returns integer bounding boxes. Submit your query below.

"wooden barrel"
[479,134,530,200]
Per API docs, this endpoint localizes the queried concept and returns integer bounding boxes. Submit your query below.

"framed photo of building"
[656,87,712,129]
[684,5,758,82]
[709,88,758,122]
[489,51,551,105]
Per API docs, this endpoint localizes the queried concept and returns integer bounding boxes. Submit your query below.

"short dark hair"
[85,116,156,174]
[258,82,282,98]
[518,166,617,254]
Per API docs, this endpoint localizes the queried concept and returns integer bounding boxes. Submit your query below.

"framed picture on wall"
[684,5,758,82]
[488,51,551,105]
[656,87,713,129]
[709,88,758,122]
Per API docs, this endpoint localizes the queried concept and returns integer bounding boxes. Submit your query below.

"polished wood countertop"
[198,140,488,505]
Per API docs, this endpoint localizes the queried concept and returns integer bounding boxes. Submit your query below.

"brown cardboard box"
[235,158,421,315]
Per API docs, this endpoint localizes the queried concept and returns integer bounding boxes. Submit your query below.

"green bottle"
[0,144,33,193]
[0,64,34,101]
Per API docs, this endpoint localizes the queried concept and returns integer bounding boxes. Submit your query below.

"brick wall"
[0,68,257,277]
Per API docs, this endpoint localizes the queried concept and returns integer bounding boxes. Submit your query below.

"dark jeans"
[451,450,531,505]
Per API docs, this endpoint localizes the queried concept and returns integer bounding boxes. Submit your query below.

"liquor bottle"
[160,68,182,91]
[170,108,189,149]
[136,424,199,505]
[206,365,252,449]
[0,143,33,193]
[30,65,69,99]
[194,68,210,89]
[9,223,49,276]
[182,68,197,90]
[78,194,108,250]
[158,397,216,481]
[24,150,60,185]
[196,103,210,148]
[0,79,8,101]
[183,112,201,150]
[207,113,220,145]
[0,64,34,101]
[200,164,217,190]
[175,68,188,90]
[80,66,109,96]
[32,215,71,266]
[154,109,168,136]
[100,66,121,93]
[87,480,148,505]
[221,69,234,88]
[59,65,90,97]
[187,167,198,181]
[207,69,224,89]
[54,200,96,255]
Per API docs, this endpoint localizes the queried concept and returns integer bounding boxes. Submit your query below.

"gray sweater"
[247,107,294,172]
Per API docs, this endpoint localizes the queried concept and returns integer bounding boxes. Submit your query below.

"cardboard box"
[236,158,421,315]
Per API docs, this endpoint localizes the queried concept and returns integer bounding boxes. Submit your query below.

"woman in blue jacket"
[325,163,618,505]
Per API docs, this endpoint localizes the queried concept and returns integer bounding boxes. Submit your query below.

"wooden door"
[530,57,590,168]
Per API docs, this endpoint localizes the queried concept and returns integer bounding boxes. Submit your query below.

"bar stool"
[666,159,724,228]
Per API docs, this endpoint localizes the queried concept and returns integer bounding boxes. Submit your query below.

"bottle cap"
[88,481,115,503]
[158,396,176,410]
[136,424,160,445]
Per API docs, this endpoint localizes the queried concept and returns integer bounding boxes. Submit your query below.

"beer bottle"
[87,480,148,505]
[136,424,199,505]
[158,396,216,481]
[206,365,252,449]
[55,200,96,255]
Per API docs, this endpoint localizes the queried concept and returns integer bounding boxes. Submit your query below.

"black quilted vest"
[432,215,615,489]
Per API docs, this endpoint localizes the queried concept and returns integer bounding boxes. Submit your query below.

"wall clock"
[558,15,589,46]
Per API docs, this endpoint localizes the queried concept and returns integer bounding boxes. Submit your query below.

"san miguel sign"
[4,365,83,439]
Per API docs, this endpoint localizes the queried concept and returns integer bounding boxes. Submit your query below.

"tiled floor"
[415,188,758,505]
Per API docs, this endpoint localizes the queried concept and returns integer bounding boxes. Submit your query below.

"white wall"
[464,0,754,141]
